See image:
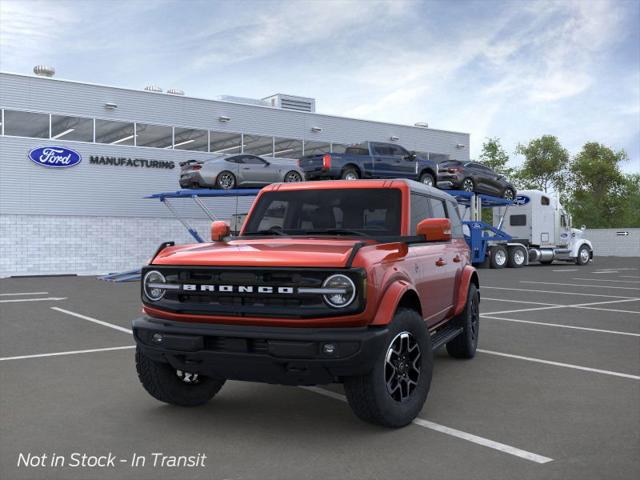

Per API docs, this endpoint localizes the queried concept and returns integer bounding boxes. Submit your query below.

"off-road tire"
[341,167,360,180]
[576,245,591,266]
[489,245,508,269]
[135,347,225,407]
[344,308,433,428]
[419,172,435,187]
[446,284,480,359]
[216,171,236,190]
[507,246,526,268]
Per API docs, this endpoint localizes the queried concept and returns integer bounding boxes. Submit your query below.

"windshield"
[243,188,402,237]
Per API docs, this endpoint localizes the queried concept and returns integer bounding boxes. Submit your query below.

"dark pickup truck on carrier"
[298,141,440,187]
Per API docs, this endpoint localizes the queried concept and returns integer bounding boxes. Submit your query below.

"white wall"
[586,228,640,257]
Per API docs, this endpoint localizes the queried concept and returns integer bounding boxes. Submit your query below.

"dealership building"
[0,69,470,278]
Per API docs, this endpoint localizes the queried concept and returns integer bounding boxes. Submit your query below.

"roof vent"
[144,85,163,93]
[33,65,55,77]
[167,88,184,96]
[414,122,429,128]
[262,94,316,113]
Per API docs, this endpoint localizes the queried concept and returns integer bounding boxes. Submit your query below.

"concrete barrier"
[586,228,640,257]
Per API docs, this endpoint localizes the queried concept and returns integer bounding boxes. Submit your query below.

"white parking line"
[483,286,636,299]
[0,297,67,303]
[300,386,553,464]
[482,298,640,316]
[621,276,640,279]
[552,269,578,272]
[482,297,558,306]
[478,349,640,380]
[0,292,49,296]
[521,281,640,291]
[0,345,135,362]
[481,315,640,337]
[572,278,640,284]
[51,307,132,334]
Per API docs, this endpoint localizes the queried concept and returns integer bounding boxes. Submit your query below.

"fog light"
[322,343,337,354]
[152,333,164,344]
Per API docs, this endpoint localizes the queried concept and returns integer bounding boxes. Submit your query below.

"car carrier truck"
[488,189,593,267]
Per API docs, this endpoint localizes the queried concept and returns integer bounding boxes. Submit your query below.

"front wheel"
[419,172,435,187]
[576,245,591,265]
[284,170,303,183]
[344,308,433,428]
[135,348,225,407]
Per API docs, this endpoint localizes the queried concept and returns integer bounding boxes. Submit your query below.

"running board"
[431,325,464,350]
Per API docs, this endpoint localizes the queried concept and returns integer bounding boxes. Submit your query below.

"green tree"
[479,137,513,176]
[567,142,630,228]
[515,135,569,193]
[618,174,640,227]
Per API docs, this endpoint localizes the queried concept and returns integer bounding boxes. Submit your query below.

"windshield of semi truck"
[243,188,402,237]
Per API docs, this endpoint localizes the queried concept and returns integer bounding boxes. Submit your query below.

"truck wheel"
[344,308,433,428]
[341,167,359,180]
[216,171,236,189]
[489,245,507,269]
[507,246,526,268]
[419,172,435,187]
[446,283,479,359]
[135,347,225,407]
[576,245,591,265]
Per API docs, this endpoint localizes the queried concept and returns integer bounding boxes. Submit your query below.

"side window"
[510,215,527,226]
[410,193,432,234]
[373,144,392,156]
[389,145,409,157]
[446,201,464,238]
[226,156,243,164]
[561,214,567,227]
[429,198,447,219]
[541,196,550,206]
[243,155,266,165]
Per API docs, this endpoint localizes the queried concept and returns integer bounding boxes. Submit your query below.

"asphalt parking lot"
[1,256,639,480]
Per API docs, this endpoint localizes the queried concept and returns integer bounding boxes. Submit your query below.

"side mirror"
[211,221,231,242]
[406,151,417,160]
[416,218,452,242]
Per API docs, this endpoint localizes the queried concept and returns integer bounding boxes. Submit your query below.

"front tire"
[135,348,225,407]
[576,245,591,265]
[344,308,433,428]
[419,172,435,187]
[216,171,236,190]
[446,283,480,359]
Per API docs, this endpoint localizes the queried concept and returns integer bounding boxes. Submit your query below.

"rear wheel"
[284,170,303,183]
[419,172,435,187]
[135,348,225,406]
[576,245,591,265]
[462,178,475,192]
[503,188,516,201]
[341,167,359,180]
[216,171,236,190]
[344,308,433,428]
[446,283,479,359]
[489,245,508,269]
[507,246,526,268]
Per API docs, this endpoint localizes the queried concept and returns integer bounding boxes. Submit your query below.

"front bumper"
[133,316,389,385]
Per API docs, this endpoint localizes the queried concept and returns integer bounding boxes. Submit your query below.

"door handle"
[435,258,447,267]
[242,167,251,170]
[453,255,462,263]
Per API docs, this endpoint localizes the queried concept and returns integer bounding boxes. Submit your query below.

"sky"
[1,0,639,172]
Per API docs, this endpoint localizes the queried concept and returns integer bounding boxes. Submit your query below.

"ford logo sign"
[514,195,530,206]
[28,146,82,168]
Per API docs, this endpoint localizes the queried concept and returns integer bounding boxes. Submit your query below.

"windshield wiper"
[303,229,367,237]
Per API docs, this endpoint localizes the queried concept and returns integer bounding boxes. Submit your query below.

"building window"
[3,110,49,138]
[243,134,274,156]
[135,123,173,149]
[303,140,330,156]
[210,131,242,154]
[51,114,93,142]
[174,127,208,151]
[95,119,135,145]
[273,137,303,159]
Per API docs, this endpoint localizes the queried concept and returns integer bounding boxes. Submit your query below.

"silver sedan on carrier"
[179,154,304,189]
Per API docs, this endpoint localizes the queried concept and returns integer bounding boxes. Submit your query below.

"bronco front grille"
[141,266,366,319]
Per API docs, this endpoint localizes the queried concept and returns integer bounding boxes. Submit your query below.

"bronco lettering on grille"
[182,284,295,294]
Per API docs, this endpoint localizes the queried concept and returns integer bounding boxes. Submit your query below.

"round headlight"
[143,270,167,301]
[322,274,356,308]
